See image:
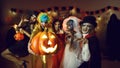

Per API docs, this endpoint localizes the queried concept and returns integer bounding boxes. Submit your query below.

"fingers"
[23,19,29,22]
[20,16,29,22]
[80,38,88,48]
[83,38,88,44]
[19,28,24,33]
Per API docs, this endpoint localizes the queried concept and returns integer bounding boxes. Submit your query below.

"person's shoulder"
[88,35,98,40]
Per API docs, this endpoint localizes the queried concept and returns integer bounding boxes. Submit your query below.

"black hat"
[80,16,97,27]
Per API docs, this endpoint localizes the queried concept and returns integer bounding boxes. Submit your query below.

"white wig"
[63,16,81,32]
[62,16,82,38]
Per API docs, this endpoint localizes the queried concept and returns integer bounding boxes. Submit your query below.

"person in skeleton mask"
[61,16,90,68]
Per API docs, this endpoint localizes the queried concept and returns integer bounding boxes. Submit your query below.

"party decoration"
[39,31,58,54]
[30,29,58,55]
[10,6,120,17]
[69,7,77,15]
[51,11,58,18]
[14,32,24,41]
[30,32,41,54]
[61,6,67,11]
[54,6,59,11]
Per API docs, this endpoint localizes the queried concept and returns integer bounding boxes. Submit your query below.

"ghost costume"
[62,16,90,68]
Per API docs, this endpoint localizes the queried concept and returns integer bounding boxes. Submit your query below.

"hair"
[80,15,97,28]
[52,19,63,33]
[67,19,74,25]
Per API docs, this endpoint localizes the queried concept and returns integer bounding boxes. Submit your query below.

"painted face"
[81,23,93,34]
[66,20,74,31]
[54,21,60,31]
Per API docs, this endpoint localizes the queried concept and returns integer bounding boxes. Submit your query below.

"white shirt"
[63,33,90,68]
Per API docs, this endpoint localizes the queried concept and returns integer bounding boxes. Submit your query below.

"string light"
[97,16,102,21]
[9,6,120,18]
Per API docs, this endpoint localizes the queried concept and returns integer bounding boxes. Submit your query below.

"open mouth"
[41,44,58,53]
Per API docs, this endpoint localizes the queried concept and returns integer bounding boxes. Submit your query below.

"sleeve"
[6,27,16,47]
[81,43,90,61]
[30,24,41,41]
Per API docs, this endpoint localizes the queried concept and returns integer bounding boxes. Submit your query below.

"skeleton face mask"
[66,19,74,31]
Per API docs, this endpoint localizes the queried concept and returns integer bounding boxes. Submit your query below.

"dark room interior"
[0,0,120,68]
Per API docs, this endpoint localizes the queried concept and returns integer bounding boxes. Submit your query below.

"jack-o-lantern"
[14,32,24,41]
[30,31,59,55]
[30,32,41,55]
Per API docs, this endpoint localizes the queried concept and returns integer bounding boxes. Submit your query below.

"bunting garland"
[10,6,120,15]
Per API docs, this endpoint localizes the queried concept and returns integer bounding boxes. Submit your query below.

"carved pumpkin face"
[39,31,58,54]
[30,31,58,55]
[14,32,24,41]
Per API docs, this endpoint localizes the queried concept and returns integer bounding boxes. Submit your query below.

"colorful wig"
[37,12,53,24]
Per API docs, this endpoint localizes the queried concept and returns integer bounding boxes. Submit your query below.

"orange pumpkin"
[14,32,24,41]
[30,32,41,55]
[30,31,59,55]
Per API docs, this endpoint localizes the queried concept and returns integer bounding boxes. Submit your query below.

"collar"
[84,32,96,39]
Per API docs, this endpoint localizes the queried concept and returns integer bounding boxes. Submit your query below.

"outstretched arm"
[19,28,30,37]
